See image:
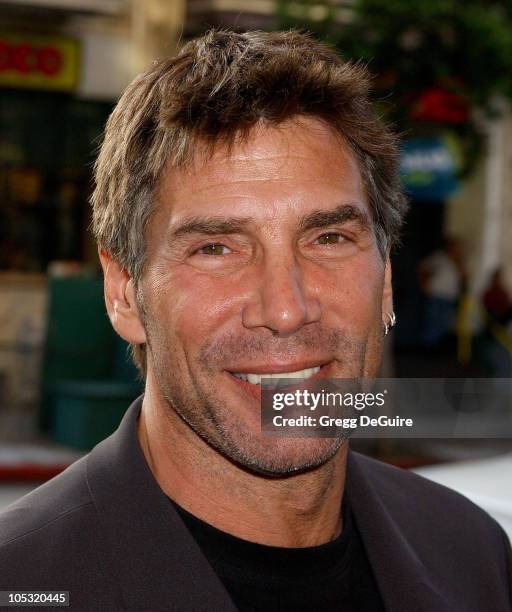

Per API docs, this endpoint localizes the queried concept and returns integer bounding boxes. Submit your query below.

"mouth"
[227,361,334,390]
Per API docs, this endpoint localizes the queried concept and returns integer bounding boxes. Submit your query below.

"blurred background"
[0,0,511,536]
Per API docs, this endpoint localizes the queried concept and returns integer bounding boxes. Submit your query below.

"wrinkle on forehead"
[158,116,362,198]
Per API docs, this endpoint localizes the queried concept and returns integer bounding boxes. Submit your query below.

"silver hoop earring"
[383,311,396,336]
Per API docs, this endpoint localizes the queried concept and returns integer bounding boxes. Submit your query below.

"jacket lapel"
[347,450,456,612]
[86,396,238,611]
[86,397,458,611]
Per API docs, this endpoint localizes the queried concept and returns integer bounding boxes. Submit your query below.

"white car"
[414,453,512,541]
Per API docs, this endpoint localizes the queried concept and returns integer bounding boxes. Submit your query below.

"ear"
[98,248,147,344]
[381,250,393,320]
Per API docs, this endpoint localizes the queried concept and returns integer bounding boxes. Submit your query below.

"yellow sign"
[0,33,79,91]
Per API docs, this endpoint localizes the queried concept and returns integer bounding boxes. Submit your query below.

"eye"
[196,243,232,256]
[314,232,346,245]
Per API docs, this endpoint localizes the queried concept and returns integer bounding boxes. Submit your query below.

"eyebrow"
[299,204,372,233]
[169,217,249,239]
[168,203,371,240]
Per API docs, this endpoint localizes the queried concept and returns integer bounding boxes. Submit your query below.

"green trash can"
[39,276,118,432]
[52,380,142,450]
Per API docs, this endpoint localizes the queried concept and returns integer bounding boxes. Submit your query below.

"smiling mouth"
[230,365,325,386]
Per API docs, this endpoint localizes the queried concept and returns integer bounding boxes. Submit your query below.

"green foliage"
[341,0,512,108]
[276,0,512,173]
[278,0,512,108]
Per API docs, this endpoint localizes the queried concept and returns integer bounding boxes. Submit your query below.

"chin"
[211,429,345,477]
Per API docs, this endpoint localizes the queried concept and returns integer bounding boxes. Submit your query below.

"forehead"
[154,116,368,227]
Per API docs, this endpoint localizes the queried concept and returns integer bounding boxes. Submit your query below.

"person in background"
[483,268,512,328]
[480,267,512,376]
[418,236,466,348]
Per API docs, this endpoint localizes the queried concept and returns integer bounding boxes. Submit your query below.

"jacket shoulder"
[0,455,92,548]
[0,455,114,605]
[351,451,512,609]
[350,450,512,573]
[351,450,503,527]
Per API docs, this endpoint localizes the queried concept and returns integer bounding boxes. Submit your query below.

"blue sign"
[400,136,460,201]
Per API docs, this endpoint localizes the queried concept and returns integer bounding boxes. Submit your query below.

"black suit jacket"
[0,396,511,611]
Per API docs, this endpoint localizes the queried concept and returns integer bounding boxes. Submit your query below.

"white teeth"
[233,366,320,385]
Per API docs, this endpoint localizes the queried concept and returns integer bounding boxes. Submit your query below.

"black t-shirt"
[170,495,384,612]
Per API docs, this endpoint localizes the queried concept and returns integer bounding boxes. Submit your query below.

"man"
[0,30,511,611]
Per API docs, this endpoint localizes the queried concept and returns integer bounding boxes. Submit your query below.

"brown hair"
[91,29,407,378]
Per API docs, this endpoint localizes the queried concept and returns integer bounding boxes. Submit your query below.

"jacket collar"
[347,452,456,611]
[86,395,238,611]
[87,395,454,611]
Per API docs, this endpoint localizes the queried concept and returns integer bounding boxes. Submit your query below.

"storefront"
[0,31,112,272]
[0,4,133,425]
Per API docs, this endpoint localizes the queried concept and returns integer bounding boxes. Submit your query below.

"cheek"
[149,268,243,349]
[312,256,384,327]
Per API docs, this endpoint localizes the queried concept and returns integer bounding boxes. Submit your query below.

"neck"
[138,383,349,548]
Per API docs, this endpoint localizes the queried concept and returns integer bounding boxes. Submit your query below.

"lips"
[228,361,334,386]
[225,362,335,404]
[232,366,321,385]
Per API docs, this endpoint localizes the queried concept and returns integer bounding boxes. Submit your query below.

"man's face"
[139,117,392,475]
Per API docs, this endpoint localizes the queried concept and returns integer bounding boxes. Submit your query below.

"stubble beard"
[145,322,375,477]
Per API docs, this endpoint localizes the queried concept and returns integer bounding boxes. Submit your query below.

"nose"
[242,256,321,337]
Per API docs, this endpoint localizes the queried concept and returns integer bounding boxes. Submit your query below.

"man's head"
[92,30,407,475]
